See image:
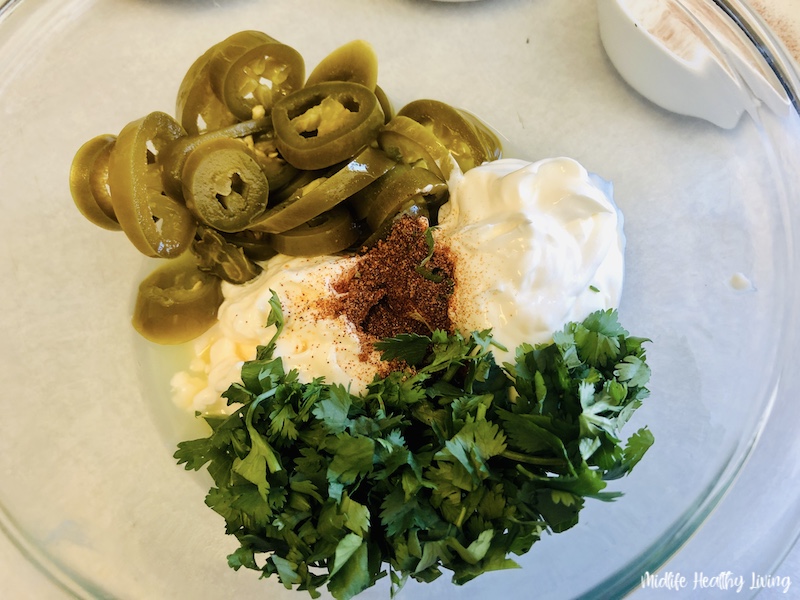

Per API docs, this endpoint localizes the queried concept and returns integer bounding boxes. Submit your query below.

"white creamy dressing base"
[171,254,381,414]
[436,157,625,361]
[171,157,626,415]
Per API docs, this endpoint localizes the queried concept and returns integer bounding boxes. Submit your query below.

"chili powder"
[324,216,455,357]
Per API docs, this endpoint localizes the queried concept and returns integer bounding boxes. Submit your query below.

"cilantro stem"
[414,228,445,283]
[455,505,467,529]
[244,396,282,474]
[501,449,567,468]
[265,290,285,350]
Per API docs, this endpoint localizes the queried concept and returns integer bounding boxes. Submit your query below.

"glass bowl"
[1,0,798,598]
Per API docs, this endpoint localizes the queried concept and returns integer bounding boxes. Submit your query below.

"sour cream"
[171,156,626,414]
[437,157,625,360]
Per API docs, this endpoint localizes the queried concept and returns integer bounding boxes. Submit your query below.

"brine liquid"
[133,336,212,449]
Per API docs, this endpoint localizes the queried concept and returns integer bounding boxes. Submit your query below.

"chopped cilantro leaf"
[414,227,447,283]
[573,308,628,366]
[374,333,432,366]
[174,307,653,598]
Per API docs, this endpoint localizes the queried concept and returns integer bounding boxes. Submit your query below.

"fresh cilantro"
[414,227,446,283]
[175,304,653,599]
[374,333,432,366]
[573,308,628,366]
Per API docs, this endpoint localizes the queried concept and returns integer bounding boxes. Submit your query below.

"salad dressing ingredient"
[221,41,306,120]
[269,205,359,257]
[207,31,278,100]
[360,165,448,234]
[191,226,262,285]
[181,137,270,232]
[249,145,395,234]
[69,134,121,231]
[107,111,196,258]
[132,251,224,345]
[326,215,454,346]
[378,114,456,180]
[172,157,627,414]
[398,99,498,173]
[159,116,273,201]
[170,253,375,414]
[71,31,507,342]
[272,81,385,170]
[175,39,239,135]
[175,300,653,600]
[438,157,625,359]
[304,39,379,90]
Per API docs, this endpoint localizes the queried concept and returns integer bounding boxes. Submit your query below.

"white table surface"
[2,1,800,598]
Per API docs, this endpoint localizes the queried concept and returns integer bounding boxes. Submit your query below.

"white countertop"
[2,1,800,598]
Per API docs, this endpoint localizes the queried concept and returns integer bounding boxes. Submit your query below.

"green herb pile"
[175,292,653,599]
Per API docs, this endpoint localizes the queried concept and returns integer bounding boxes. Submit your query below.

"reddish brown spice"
[324,216,455,358]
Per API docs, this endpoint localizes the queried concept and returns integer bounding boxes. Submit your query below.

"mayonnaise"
[171,253,383,415]
[437,157,625,361]
[171,156,626,414]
